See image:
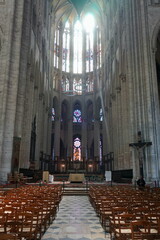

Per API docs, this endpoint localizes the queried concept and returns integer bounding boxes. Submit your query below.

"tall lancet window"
[100,108,103,122]
[54,26,60,68]
[62,21,70,72]
[96,26,102,69]
[84,14,95,72]
[62,75,69,92]
[73,137,81,161]
[52,108,55,121]
[73,20,83,74]
[86,74,94,92]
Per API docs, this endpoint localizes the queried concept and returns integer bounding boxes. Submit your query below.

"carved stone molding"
[116,86,121,93]
[46,107,49,112]
[0,0,5,5]
[39,93,44,100]
[110,93,116,101]
[119,73,126,82]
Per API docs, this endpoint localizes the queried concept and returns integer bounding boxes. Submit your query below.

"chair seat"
[141,228,158,233]
[115,228,132,234]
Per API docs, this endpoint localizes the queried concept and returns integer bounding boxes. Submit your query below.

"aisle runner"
[42,195,110,240]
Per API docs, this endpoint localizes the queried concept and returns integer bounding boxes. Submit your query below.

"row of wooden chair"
[89,185,160,239]
[0,185,62,239]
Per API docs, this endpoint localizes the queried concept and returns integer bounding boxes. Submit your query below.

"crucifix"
[129,131,152,178]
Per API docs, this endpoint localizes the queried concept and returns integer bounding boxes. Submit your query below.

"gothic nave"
[0,0,160,184]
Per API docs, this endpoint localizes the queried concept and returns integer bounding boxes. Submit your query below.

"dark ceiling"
[68,0,89,15]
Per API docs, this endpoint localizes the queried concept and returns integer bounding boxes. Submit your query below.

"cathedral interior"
[1,1,160,240]
[0,0,160,184]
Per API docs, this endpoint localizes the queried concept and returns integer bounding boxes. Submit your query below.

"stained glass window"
[73,109,82,123]
[73,20,82,74]
[99,136,103,166]
[52,108,55,121]
[62,75,70,92]
[62,21,70,72]
[54,27,60,68]
[86,74,94,92]
[100,108,103,121]
[73,78,82,95]
[83,14,95,72]
[86,32,94,72]
[96,26,102,69]
[73,137,81,161]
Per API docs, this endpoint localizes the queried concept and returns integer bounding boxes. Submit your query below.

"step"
[63,187,89,195]
[63,191,88,196]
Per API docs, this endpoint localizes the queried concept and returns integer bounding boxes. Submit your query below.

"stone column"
[125,0,143,181]
[125,0,160,181]
[54,22,63,162]
[14,1,32,170]
[66,26,74,167]
[81,102,87,166]
[81,29,87,167]
[34,91,44,169]
[67,102,73,164]
[94,115,100,160]
[19,66,34,169]
[54,105,61,162]
[0,0,25,181]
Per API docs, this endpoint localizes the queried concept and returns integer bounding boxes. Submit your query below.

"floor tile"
[42,195,110,240]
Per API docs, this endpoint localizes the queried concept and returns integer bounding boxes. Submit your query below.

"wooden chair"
[131,207,150,220]
[18,212,38,240]
[113,213,134,240]
[130,220,153,240]
[110,207,129,234]
[0,233,17,240]
[0,213,8,234]
[23,206,43,239]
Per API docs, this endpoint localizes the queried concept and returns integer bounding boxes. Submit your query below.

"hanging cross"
[129,131,152,169]
[129,131,152,149]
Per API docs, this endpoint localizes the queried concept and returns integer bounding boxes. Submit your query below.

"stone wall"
[103,0,160,181]
[0,0,53,182]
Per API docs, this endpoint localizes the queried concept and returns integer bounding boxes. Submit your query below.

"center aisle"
[42,195,111,240]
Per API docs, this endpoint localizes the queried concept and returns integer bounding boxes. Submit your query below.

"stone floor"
[42,195,111,240]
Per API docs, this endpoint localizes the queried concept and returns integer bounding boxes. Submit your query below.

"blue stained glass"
[74,110,81,117]
[73,109,82,123]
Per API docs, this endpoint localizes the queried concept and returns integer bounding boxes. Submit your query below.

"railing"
[86,180,89,192]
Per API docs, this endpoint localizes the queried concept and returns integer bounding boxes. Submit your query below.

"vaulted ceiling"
[52,0,107,27]
[68,0,89,16]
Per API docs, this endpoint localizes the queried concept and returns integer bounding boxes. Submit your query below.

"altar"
[68,173,85,183]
